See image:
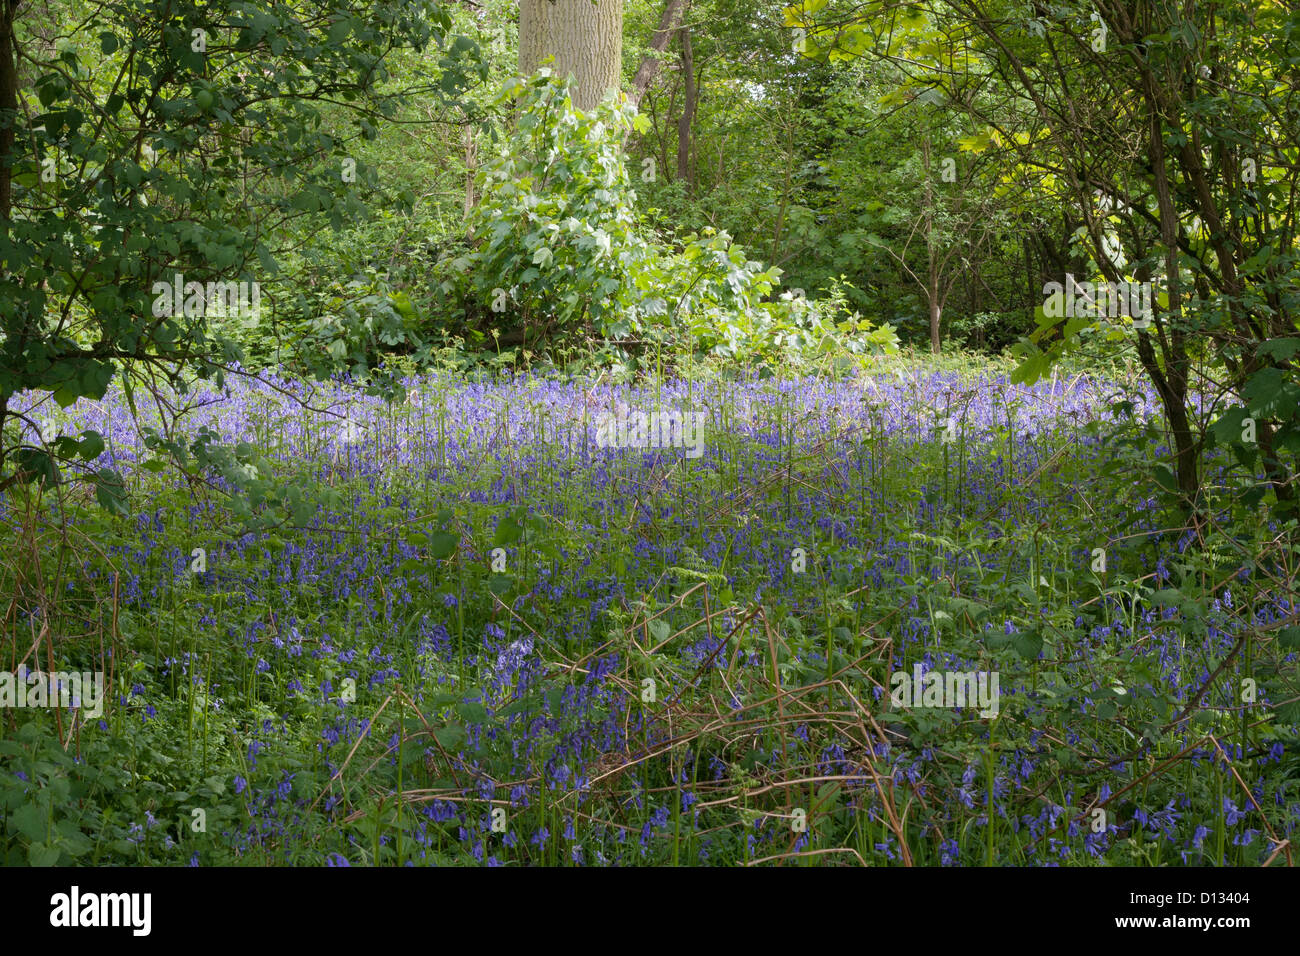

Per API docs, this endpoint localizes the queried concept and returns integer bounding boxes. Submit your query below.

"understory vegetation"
[4,354,1298,866]
[2,0,1299,868]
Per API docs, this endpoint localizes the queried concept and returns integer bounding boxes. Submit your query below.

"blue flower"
[1232,829,1259,847]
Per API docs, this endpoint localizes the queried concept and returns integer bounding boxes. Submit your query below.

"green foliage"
[0,0,478,501]
[244,267,431,381]
[463,71,652,337]
[5,354,1296,867]
[787,0,1300,516]
[457,71,896,369]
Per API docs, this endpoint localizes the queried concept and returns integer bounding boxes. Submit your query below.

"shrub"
[456,73,898,371]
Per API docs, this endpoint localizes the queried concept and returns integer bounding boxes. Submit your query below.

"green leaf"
[498,695,543,718]
[1257,338,1300,361]
[328,18,352,44]
[52,384,80,408]
[492,510,523,547]
[432,724,466,750]
[544,685,569,714]
[78,431,105,460]
[1243,368,1300,419]
[53,825,92,857]
[94,468,128,515]
[12,803,47,842]
[13,448,59,487]
[1276,700,1300,725]
[1013,629,1044,661]
[816,780,842,810]
[427,532,458,560]
[28,842,60,867]
[455,701,488,724]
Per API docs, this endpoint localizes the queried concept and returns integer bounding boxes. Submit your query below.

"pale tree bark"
[629,0,687,108]
[928,274,942,354]
[463,126,477,220]
[922,133,940,354]
[519,0,623,113]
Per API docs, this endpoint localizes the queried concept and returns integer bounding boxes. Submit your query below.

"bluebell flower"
[1233,829,1259,847]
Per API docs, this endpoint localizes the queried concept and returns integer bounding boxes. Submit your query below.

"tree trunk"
[922,132,941,354]
[1023,235,1036,315]
[928,281,942,354]
[675,25,695,188]
[629,0,687,108]
[519,0,623,113]
[463,126,477,221]
[1140,79,1201,511]
[0,0,18,243]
